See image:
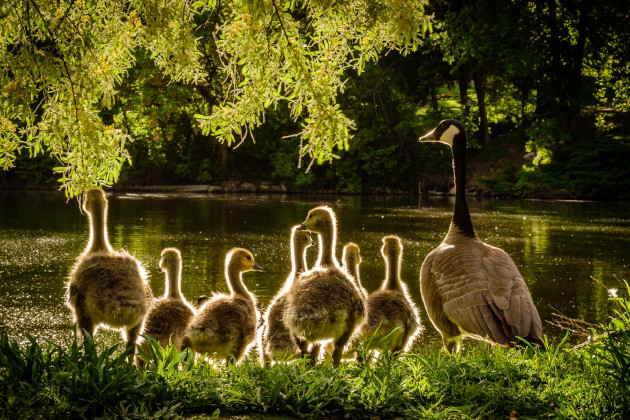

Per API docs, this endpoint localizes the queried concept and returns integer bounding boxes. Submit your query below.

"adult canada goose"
[182,248,263,364]
[260,226,313,364]
[139,248,195,361]
[283,206,366,366]
[358,235,420,356]
[342,242,368,300]
[418,119,542,352]
[66,189,153,354]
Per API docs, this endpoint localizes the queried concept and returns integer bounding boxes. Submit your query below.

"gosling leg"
[262,353,272,367]
[125,323,142,361]
[308,343,321,364]
[332,326,354,367]
[294,335,314,364]
[76,314,95,339]
[443,335,460,353]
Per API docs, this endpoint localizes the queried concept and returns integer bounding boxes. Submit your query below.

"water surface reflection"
[1,191,629,350]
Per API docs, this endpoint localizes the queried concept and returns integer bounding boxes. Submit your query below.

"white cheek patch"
[440,125,460,146]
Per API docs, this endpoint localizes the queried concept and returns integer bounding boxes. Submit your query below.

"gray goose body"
[419,120,542,352]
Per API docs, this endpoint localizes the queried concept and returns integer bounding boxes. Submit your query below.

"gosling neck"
[164,260,183,299]
[451,133,476,238]
[346,261,360,285]
[383,252,403,293]
[226,264,250,299]
[316,224,338,268]
[294,244,309,275]
[85,205,112,254]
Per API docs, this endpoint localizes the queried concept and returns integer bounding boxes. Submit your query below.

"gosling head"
[381,235,402,262]
[419,119,465,147]
[226,248,264,273]
[159,248,182,272]
[300,206,336,235]
[342,242,362,266]
[83,188,107,215]
[293,227,314,251]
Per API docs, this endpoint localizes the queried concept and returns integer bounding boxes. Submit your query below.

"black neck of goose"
[451,133,475,238]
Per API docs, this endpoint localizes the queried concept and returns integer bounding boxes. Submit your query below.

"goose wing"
[432,240,542,344]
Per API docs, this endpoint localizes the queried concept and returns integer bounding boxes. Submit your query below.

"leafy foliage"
[1,0,430,196]
[479,135,630,199]
[588,281,630,417]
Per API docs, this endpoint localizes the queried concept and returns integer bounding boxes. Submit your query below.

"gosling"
[284,206,366,366]
[260,226,313,364]
[357,235,420,357]
[66,189,152,354]
[182,248,263,364]
[342,242,367,300]
[138,248,195,362]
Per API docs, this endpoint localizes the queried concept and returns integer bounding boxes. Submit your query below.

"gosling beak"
[298,222,307,230]
[253,262,264,271]
[419,127,438,142]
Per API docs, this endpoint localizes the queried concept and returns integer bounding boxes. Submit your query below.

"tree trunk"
[458,77,469,118]
[568,1,590,138]
[430,81,439,116]
[473,71,490,146]
[220,141,228,180]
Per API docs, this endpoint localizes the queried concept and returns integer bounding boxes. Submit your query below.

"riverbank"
[2,130,629,200]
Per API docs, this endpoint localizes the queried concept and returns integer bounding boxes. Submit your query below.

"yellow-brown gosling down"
[66,189,153,354]
[260,226,313,364]
[342,242,368,300]
[357,235,420,358]
[138,248,195,362]
[283,206,366,366]
[419,119,542,352]
[182,248,263,364]
[324,242,367,359]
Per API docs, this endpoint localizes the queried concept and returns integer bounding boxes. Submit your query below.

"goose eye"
[308,214,313,218]
[246,256,252,261]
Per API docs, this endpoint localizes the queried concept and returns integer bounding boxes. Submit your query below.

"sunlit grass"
[1,319,628,418]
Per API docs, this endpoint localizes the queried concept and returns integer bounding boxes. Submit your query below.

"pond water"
[1,190,629,350]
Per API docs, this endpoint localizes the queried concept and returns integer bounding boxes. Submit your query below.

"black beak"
[253,262,264,271]
[419,127,438,142]
[298,222,306,230]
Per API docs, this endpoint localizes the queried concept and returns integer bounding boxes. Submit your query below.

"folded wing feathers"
[436,240,541,342]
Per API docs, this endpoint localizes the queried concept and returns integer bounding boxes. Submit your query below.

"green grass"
[0,335,626,419]
[2,287,629,419]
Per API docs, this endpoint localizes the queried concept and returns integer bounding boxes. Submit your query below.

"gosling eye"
[246,256,252,261]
